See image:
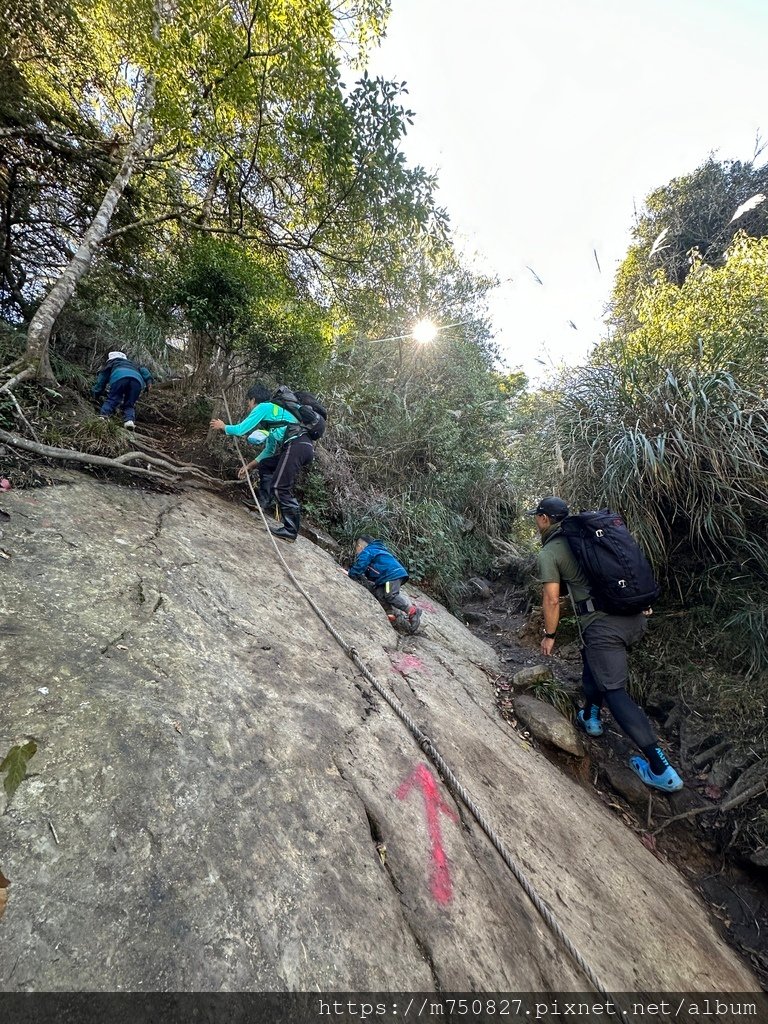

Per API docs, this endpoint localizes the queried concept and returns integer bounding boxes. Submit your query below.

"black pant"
[261,439,314,522]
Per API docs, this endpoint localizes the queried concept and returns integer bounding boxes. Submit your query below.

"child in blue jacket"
[92,351,153,429]
[348,536,422,633]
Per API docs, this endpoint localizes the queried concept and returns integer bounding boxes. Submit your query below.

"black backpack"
[546,509,661,615]
[272,386,327,441]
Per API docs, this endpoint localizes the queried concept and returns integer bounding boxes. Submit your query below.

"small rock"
[512,664,554,689]
[707,748,752,790]
[668,787,707,814]
[513,695,585,757]
[746,847,768,869]
[604,762,650,807]
[462,609,489,625]
[467,577,493,600]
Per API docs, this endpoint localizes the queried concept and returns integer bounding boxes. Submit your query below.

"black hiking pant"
[259,438,314,528]
[581,614,656,749]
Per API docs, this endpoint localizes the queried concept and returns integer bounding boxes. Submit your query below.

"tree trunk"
[22,77,157,383]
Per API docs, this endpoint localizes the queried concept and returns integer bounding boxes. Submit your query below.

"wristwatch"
[542,630,557,639]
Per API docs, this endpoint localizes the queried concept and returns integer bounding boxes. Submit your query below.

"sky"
[365,0,768,380]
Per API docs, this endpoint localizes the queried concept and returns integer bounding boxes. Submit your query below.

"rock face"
[513,695,586,758]
[0,478,759,992]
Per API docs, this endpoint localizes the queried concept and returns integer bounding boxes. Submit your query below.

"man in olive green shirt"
[530,496,682,794]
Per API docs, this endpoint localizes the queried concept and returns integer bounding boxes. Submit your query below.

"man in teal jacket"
[210,383,313,542]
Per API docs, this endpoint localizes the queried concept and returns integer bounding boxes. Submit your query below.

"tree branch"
[653,779,768,835]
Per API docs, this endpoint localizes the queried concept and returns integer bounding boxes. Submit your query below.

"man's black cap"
[525,496,570,520]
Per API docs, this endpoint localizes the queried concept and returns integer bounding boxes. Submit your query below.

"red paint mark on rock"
[415,598,437,613]
[390,653,428,676]
[396,763,458,905]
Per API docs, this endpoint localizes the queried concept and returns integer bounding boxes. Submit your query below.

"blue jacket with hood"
[348,540,409,586]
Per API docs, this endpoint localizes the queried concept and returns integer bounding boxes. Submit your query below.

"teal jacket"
[92,359,152,398]
[225,401,299,462]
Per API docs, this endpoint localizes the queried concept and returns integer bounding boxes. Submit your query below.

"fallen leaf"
[173,722,183,734]
[376,842,387,866]
[0,549,10,559]
[704,783,722,801]
[640,832,658,853]
[1,740,38,800]
[116,644,128,651]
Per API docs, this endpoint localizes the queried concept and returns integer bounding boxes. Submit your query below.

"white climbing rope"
[221,395,619,1004]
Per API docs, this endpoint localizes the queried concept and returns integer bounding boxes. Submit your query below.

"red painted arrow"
[396,763,458,905]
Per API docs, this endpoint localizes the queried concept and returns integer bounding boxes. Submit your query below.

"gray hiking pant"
[581,614,656,749]
[361,578,411,614]
[581,614,647,691]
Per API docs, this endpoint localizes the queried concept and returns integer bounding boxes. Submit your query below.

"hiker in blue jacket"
[348,536,422,633]
[210,383,312,542]
[92,351,153,429]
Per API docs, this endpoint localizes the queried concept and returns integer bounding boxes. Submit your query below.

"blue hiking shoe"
[629,755,683,793]
[577,707,604,737]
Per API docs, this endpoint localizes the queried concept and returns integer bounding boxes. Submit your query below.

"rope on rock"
[221,394,618,1004]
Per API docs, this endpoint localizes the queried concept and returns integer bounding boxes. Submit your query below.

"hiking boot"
[577,707,604,737]
[269,509,299,542]
[629,755,683,793]
[407,606,422,634]
[124,420,135,430]
[269,524,297,543]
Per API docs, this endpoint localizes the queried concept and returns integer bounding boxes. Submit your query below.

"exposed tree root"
[0,427,233,489]
[653,777,768,835]
[0,365,36,394]
[2,388,41,443]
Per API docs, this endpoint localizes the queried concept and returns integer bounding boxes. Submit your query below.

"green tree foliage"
[610,155,768,332]
[316,240,524,599]
[536,232,768,676]
[1,0,445,380]
[171,237,332,386]
[619,235,768,390]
